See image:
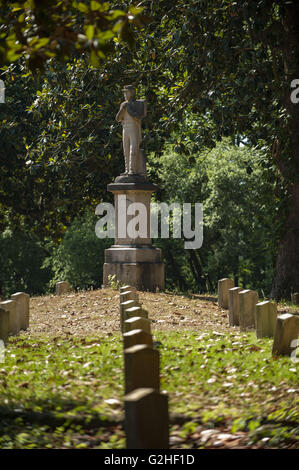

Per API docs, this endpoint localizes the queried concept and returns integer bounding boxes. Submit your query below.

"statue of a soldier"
[116,85,147,175]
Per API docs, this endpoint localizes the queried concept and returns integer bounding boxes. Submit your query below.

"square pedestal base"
[103,261,164,291]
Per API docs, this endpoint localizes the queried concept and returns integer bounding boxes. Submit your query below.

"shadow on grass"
[0,398,122,431]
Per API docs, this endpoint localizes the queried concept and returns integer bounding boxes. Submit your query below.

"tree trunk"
[167,249,188,291]
[188,250,206,292]
[271,2,299,300]
[271,183,299,299]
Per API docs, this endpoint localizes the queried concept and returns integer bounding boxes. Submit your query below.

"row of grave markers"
[119,285,169,449]
[0,292,30,344]
[218,278,299,357]
[0,280,70,344]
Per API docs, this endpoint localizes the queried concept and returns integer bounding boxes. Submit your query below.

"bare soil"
[26,287,298,338]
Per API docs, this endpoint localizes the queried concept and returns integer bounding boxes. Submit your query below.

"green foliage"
[0,58,123,239]
[0,56,280,295]
[0,211,112,296]
[0,228,52,297]
[129,0,297,172]
[0,0,148,71]
[49,211,111,290]
[107,274,124,290]
[149,138,277,294]
[0,62,42,235]
[1,1,298,297]
[129,0,299,298]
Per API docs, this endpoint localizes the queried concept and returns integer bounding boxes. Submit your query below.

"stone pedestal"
[103,175,165,291]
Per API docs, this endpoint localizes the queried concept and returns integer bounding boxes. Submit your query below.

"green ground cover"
[0,330,298,448]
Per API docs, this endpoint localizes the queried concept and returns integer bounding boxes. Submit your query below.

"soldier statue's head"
[123,85,136,101]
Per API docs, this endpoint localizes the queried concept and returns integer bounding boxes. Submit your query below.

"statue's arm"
[126,107,139,118]
[126,101,147,119]
[116,101,127,122]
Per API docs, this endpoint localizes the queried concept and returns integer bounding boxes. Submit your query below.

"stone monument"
[103,85,165,291]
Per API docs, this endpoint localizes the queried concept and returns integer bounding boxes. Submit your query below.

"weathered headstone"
[0,308,9,344]
[291,292,299,305]
[11,292,30,331]
[0,300,19,335]
[120,299,140,332]
[272,313,299,356]
[123,329,153,349]
[256,300,277,338]
[124,388,169,449]
[124,344,160,394]
[218,278,234,309]
[56,281,71,295]
[124,305,148,322]
[228,287,243,326]
[124,316,151,334]
[120,299,139,313]
[120,285,137,294]
[238,289,258,331]
[120,290,139,304]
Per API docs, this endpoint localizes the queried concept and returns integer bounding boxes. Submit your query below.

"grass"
[157,330,299,447]
[0,329,298,448]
